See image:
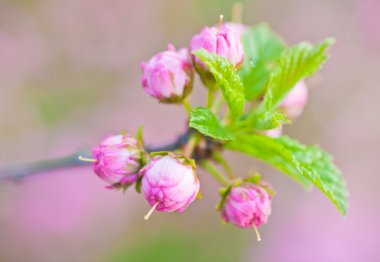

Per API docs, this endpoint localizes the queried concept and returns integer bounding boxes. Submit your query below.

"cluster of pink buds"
[141,15,245,96]
[80,134,201,220]
[78,13,318,241]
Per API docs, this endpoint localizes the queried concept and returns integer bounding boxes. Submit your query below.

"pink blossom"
[281,81,309,120]
[222,183,272,228]
[140,155,200,213]
[221,22,248,37]
[141,44,194,103]
[262,125,283,138]
[190,25,245,69]
[92,134,143,188]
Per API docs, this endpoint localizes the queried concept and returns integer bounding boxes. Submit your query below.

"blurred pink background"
[0,0,379,261]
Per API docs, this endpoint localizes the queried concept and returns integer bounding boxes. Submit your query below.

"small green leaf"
[135,177,142,193]
[243,172,261,185]
[216,185,232,211]
[251,110,288,130]
[252,86,289,130]
[270,38,334,108]
[225,134,348,215]
[193,49,245,120]
[135,126,145,147]
[239,24,287,100]
[149,151,170,157]
[189,107,235,140]
[240,78,289,131]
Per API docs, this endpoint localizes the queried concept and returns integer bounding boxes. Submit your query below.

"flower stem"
[212,152,236,179]
[183,134,199,158]
[207,89,215,109]
[182,99,193,115]
[201,160,229,186]
[211,92,224,114]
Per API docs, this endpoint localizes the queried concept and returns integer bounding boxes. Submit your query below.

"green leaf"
[276,136,348,215]
[225,134,311,187]
[251,110,288,130]
[135,177,142,193]
[216,185,232,211]
[239,24,287,100]
[225,134,348,215]
[245,79,289,130]
[237,77,289,131]
[270,38,334,108]
[193,49,245,120]
[135,126,145,147]
[189,107,235,140]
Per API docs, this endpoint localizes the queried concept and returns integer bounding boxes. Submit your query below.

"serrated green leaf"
[252,110,288,130]
[189,107,235,140]
[270,39,334,108]
[240,24,287,100]
[239,79,289,131]
[225,134,348,215]
[276,136,348,215]
[193,49,245,120]
[225,134,311,187]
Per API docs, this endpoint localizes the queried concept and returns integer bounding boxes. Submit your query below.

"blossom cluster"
[81,18,311,240]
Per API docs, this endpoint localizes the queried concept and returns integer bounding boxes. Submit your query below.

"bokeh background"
[0,0,379,261]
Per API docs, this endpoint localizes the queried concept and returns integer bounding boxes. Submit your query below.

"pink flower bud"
[140,155,200,213]
[92,134,143,188]
[221,22,248,37]
[281,81,308,120]
[190,25,245,69]
[262,125,283,138]
[141,44,194,103]
[222,183,272,228]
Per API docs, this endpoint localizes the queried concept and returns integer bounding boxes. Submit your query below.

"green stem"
[182,99,193,115]
[183,133,199,158]
[213,152,237,179]
[211,92,224,114]
[201,160,229,186]
[207,89,215,108]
